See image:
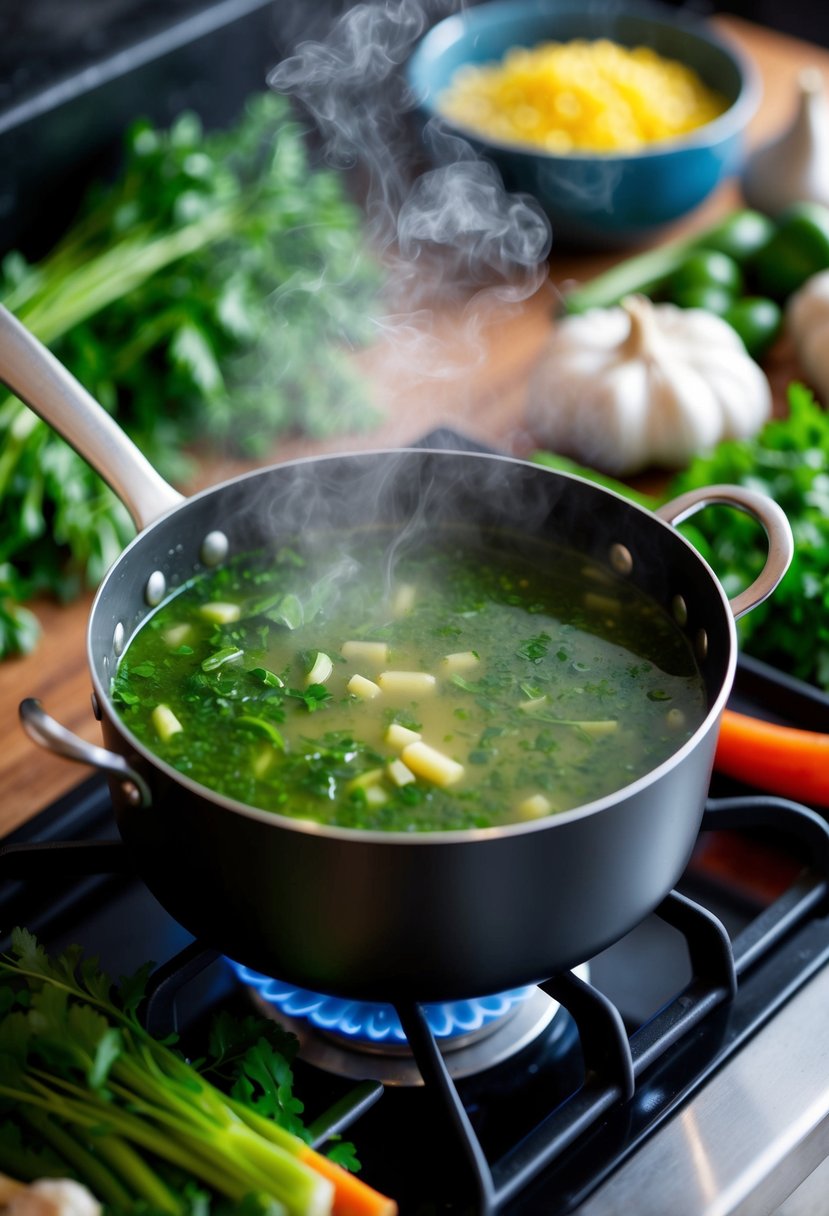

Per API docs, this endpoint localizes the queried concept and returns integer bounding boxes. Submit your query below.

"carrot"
[715,708,829,806]
[297,1146,398,1216]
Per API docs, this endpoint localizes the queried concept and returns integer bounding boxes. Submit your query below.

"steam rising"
[269,1,552,384]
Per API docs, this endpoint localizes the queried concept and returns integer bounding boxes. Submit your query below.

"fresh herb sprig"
[0,92,381,659]
[0,928,369,1213]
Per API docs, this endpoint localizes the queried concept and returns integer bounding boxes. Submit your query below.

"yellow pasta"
[438,38,728,153]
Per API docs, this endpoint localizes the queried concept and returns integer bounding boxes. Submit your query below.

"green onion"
[237,716,286,750]
[201,645,244,671]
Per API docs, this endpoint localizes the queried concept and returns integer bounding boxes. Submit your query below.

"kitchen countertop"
[2,13,828,838]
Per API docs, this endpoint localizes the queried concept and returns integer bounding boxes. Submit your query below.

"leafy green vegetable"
[516,632,552,663]
[286,684,334,713]
[0,928,360,1213]
[201,1010,307,1142]
[0,92,382,660]
[534,382,829,693]
[0,565,41,656]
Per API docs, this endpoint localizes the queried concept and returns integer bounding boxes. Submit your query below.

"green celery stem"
[87,1132,186,1215]
[19,1105,134,1209]
[109,1059,325,1213]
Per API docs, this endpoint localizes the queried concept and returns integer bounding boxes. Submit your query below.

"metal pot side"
[88,450,737,1002]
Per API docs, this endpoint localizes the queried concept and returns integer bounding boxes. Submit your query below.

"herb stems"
[0,929,389,1215]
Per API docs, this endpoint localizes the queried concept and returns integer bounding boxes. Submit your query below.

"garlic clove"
[29,1181,101,1216]
[741,67,829,216]
[0,1176,101,1216]
[786,268,829,404]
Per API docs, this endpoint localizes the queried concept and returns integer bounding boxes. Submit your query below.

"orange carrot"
[297,1146,398,1216]
[715,708,829,806]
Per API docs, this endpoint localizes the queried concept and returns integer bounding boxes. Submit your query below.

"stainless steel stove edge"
[576,964,829,1216]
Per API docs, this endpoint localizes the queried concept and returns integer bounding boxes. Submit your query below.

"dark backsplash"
[0,0,285,257]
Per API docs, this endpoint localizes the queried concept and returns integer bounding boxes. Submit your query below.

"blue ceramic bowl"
[406,0,759,248]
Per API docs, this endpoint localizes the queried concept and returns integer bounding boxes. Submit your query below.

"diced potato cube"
[580,562,615,585]
[385,723,422,749]
[378,671,437,697]
[363,785,388,808]
[152,704,183,742]
[401,741,464,788]
[198,601,241,625]
[347,768,385,792]
[440,651,480,673]
[347,673,382,700]
[305,651,333,686]
[341,640,389,665]
[252,745,274,779]
[516,793,553,820]
[584,592,620,615]
[387,758,416,787]
[391,583,416,616]
[163,623,192,648]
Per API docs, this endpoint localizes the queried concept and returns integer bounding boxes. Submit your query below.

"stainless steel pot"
[0,304,793,1002]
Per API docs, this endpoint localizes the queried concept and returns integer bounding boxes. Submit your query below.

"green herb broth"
[111,527,708,831]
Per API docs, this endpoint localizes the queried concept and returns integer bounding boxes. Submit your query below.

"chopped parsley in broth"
[111,530,707,831]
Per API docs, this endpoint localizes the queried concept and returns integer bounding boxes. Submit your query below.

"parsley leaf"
[517,632,552,662]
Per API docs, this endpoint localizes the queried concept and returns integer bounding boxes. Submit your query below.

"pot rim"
[88,446,737,845]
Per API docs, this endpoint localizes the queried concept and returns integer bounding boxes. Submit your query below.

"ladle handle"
[0,304,183,531]
[656,483,794,621]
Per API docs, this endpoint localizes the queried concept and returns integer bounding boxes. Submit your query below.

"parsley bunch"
[0,92,381,659]
[0,929,359,1213]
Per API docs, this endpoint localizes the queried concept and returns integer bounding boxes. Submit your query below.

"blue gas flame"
[228,960,534,1044]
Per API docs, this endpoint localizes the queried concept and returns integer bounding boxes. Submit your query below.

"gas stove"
[3,431,829,1215]
[2,649,829,1216]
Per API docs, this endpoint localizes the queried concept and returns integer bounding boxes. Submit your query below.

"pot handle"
[655,483,794,621]
[19,698,151,808]
[0,305,183,531]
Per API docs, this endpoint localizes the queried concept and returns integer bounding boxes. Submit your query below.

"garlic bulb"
[741,67,829,215]
[0,1175,101,1216]
[527,295,772,476]
[786,268,829,403]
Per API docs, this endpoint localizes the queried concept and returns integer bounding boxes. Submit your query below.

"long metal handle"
[0,304,183,531]
[19,698,151,808]
[656,483,794,620]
